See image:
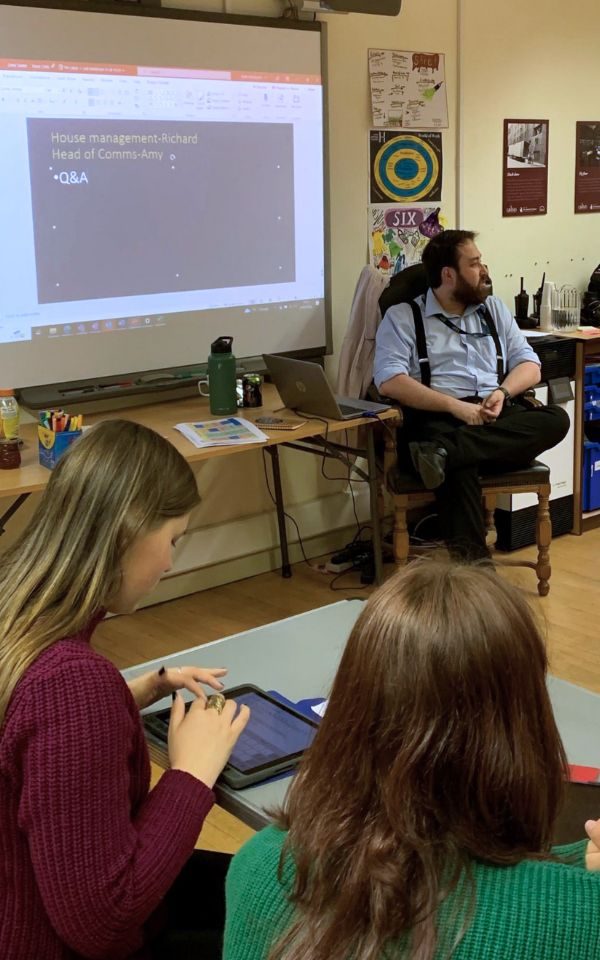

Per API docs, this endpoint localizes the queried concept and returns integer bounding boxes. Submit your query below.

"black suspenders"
[409,301,433,388]
[409,300,505,390]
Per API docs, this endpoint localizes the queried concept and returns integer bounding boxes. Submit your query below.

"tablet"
[554,781,600,845]
[143,684,319,789]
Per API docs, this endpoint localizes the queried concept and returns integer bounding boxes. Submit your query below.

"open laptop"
[263,354,391,421]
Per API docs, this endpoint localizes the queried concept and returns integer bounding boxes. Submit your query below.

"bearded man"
[374,230,569,561]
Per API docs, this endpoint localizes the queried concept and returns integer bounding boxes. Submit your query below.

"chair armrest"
[365,381,402,476]
[518,388,544,410]
[366,381,394,405]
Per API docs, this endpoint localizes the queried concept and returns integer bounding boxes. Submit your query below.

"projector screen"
[0,3,328,390]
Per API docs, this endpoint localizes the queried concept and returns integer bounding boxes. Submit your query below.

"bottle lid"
[211,336,234,354]
[0,388,15,396]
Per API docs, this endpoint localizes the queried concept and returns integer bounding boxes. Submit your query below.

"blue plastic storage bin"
[585,385,600,419]
[583,442,600,511]
[585,364,600,387]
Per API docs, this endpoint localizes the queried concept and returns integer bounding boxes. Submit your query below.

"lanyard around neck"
[409,299,506,387]
[433,309,492,339]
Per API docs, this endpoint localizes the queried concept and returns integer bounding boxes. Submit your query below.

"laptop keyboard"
[338,403,362,416]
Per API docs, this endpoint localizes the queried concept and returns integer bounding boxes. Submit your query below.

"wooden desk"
[553,330,600,534]
[1,384,399,583]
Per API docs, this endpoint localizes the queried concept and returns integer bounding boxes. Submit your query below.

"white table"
[123,600,600,831]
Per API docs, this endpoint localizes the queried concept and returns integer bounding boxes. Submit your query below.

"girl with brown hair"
[225,561,600,960]
[0,419,249,960]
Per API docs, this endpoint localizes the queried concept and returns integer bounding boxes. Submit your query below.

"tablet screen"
[227,690,317,773]
[142,685,318,779]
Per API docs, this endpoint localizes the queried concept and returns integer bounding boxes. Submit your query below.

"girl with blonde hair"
[225,561,600,960]
[0,419,249,959]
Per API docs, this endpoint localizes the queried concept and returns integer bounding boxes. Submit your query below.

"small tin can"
[242,373,263,408]
[0,438,21,469]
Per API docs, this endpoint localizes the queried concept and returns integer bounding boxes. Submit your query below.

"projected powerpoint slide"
[27,118,296,304]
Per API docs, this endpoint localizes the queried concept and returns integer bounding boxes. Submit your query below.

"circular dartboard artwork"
[370,131,442,204]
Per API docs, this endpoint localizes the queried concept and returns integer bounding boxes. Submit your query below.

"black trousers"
[399,401,570,561]
[148,850,232,959]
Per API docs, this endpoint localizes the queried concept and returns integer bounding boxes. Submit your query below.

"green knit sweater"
[224,825,600,960]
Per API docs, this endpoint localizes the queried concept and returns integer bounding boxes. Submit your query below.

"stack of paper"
[174,417,269,449]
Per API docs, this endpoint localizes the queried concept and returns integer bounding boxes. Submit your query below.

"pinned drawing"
[368,48,448,129]
[369,205,445,277]
[370,130,443,204]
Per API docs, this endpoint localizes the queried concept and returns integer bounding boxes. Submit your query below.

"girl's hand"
[168,693,250,788]
[585,818,600,871]
[127,665,227,711]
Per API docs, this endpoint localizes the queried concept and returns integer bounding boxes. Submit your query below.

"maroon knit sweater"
[0,618,215,959]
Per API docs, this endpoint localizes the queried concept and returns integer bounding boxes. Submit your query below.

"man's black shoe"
[409,441,448,490]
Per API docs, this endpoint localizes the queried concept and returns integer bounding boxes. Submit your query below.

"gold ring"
[206,693,226,715]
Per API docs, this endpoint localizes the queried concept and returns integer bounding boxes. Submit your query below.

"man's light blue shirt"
[373,290,540,399]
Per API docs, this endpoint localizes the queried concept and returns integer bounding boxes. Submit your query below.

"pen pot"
[38,426,82,469]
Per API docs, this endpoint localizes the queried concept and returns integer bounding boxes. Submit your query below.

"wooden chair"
[361,261,552,593]
[382,428,552,596]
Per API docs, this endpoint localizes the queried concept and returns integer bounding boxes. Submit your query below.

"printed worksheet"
[175,417,268,448]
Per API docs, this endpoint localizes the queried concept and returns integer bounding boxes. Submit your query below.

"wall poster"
[369,130,443,204]
[502,119,549,217]
[368,49,448,129]
[575,121,600,213]
[369,205,445,277]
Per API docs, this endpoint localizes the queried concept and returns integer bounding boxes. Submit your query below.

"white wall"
[459,0,600,306]
[156,0,459,602]
[9,0,599,602]
[167,0,599,602]
[323,0,457,363]
[2,0,459,602]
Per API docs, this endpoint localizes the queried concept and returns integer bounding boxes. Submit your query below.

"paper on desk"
[527,327,600,338]
[175,417,268,448]
[312,699,328,718]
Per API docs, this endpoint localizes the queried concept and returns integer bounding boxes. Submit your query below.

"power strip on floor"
[325,560,355,573]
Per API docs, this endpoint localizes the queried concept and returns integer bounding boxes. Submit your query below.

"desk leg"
[366,430,383,585]
[572,341,584,534]
[266,447,292,579]
[0,493,30,536]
